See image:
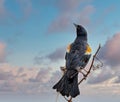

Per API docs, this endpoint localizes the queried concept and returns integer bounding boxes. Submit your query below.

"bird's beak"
[73,23,78,28]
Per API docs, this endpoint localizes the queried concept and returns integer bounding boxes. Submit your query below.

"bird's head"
[73,23,87,40]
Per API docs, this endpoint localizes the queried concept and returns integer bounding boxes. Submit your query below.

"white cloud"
[0,63,54,94]
[0,62,120,96]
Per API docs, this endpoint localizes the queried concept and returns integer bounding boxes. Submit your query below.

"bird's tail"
[53,70,80,98]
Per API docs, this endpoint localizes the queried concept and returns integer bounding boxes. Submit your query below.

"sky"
[0,0,120,102]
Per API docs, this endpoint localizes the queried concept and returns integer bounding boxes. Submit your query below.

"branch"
[78,44,101,84]
[67,44,101,102]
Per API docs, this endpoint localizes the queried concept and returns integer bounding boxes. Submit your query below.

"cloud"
[0,63,52,94]
[47,0,95,34]
[34,56,46,65]
[0,0,17,25]
[47,14,71,33]
[98,33,120,67]
[49,69,120,96]
[0,0,33,25]
[87,67,115,84]
[46,47,66,61]
[87,33,120,84]
[34,47,66,65]
[103,76,120,84]
[48,70,61,86]
[56,0,93,12]
[0,71,14,80]
[0,0,10,25]
[0,0,5,15]
[81,81,120,96]
[0,42,6,63]
[114,76,120,83]
[29,67,52,83]
[56,0,81,12]
[0,63,120,96]
[87,32,120,84]
[77,5,95,25]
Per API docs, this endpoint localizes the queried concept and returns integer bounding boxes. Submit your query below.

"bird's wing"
[76,44,92,68]
[65,43,92,69]
[78,54,91,68]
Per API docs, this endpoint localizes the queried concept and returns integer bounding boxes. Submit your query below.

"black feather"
[53,24,91,98]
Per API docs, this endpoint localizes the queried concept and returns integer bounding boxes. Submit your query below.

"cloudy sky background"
[0,0,120,102]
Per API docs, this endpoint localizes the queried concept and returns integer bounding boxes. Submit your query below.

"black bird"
[53,23,92,98]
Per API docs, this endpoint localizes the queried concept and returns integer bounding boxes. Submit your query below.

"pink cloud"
[0,42,6,62]
[56,0,92,12]
[87,67,114,84]
[0,0,6,15]
[56,0,81,12]
[86,32,120,85]
[106,33,120,58]
[99,33,120,67]
[29,67,52,83]
[77,5,95,25]
[0,63,119,95]
[0,0,14,25]
[47,4,95,33]
[0,0,33,25]
[0,63,54,94]
[47,14,71,33]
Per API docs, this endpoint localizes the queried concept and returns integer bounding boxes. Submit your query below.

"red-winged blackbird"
[53,24,92,98]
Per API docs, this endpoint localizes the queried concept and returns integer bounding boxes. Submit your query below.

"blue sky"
[0,0,120,102]
[1,0,120,67]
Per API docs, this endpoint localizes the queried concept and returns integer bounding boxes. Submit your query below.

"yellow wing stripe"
[66,44,91,54]
[66,44,71,53]
[85,45,92,54]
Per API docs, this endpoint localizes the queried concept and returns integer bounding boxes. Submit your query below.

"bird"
[53,23,92,98]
